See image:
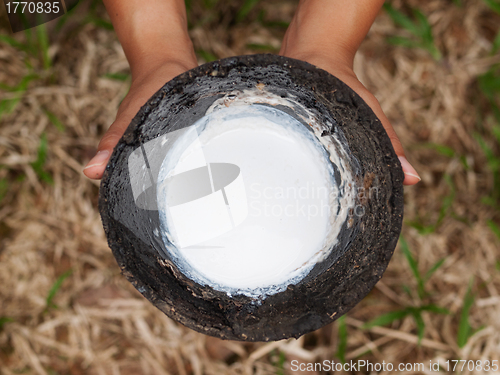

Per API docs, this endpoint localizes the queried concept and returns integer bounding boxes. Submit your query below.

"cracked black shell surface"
[99,54,404,342]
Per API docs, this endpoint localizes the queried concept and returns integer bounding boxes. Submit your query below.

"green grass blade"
[21,18,37,55]
[0,177,8,203]
[487,220,500,239]
[0,73,38,118]
[384,4,441,59]
[275,351,285,375]
[1,73,38,103]
[0,317,14,330]
[492,103,500,124]
[85,15,114,30]
[428,45,442,60]
[474,133,500,171]
[197,50,218,63]
[411,310,425,344]
[402,284,413,298]
[406,220,436,235]
[433,144,455,157]
[262,19,290,28]
[383,4,420,35]
[407,305,449,345]
[436,175,455,226]
[31,133,53,184]
[460,155,470,170]
[483,0,500,14]
[399,236,425,298]
[0,35,30,52]
[492,30,500,54]
[387,36,419,48]
[201,0,219,10]
[55,13,70,31]
[31,133,49,171]
[481,196,498,208]
[17,73,39,91]
[413,9,432,40]
[0,100,10,118]
[93,18,114,30]
[362,309,411,329]
[336,316,347,364]
[400,237,419,279]
[45,110,65,132]
[424,258,446,282]
[46,269,72,309]
[457,280,475,348]
[269,349,286,375]
[36,23,51,70]
[420,304,450,315]
[0,96,22,116]
[236,0,260,23]
[413,9,441,59]
[103,72,130,82]
[478,70,500,102]
[422,143,456,157]
[492,124,500,144]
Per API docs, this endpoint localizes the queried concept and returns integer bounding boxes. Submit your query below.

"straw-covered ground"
[1,0,500,374]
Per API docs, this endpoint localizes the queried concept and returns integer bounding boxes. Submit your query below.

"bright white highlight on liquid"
[157,104,339,297]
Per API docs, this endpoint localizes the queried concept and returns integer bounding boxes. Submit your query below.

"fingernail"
[398,156,421,181]
[84,150,110,170]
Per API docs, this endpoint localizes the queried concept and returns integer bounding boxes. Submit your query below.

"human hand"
[83,60,196,179]
[83,0,198,180]
[280,0,420,186]
[281,51,421,186]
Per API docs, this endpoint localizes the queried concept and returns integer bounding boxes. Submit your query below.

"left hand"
[280,0,420,185]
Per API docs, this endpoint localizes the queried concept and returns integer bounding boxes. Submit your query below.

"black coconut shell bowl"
[99,54,404,342]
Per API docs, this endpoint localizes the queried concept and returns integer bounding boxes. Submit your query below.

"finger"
[343,79,421,186]
[83,114,132,180]
[82,61,196,180]
[361,94,421,185]
[82,149,110,180]
[398,156,421,186]
[83,82,156,180]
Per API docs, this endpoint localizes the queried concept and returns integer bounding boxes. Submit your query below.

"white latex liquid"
[157,104,338,296]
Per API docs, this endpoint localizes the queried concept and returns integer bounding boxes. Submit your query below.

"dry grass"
[1,0,500,374]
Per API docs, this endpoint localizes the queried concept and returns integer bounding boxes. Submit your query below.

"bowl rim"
[99,53,404,341]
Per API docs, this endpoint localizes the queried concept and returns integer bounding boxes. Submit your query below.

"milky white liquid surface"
[157,105,338,296]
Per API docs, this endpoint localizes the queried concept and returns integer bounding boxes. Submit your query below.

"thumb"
[83,116,131,180]
[344,78,421,186]
[363,96,421,186]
